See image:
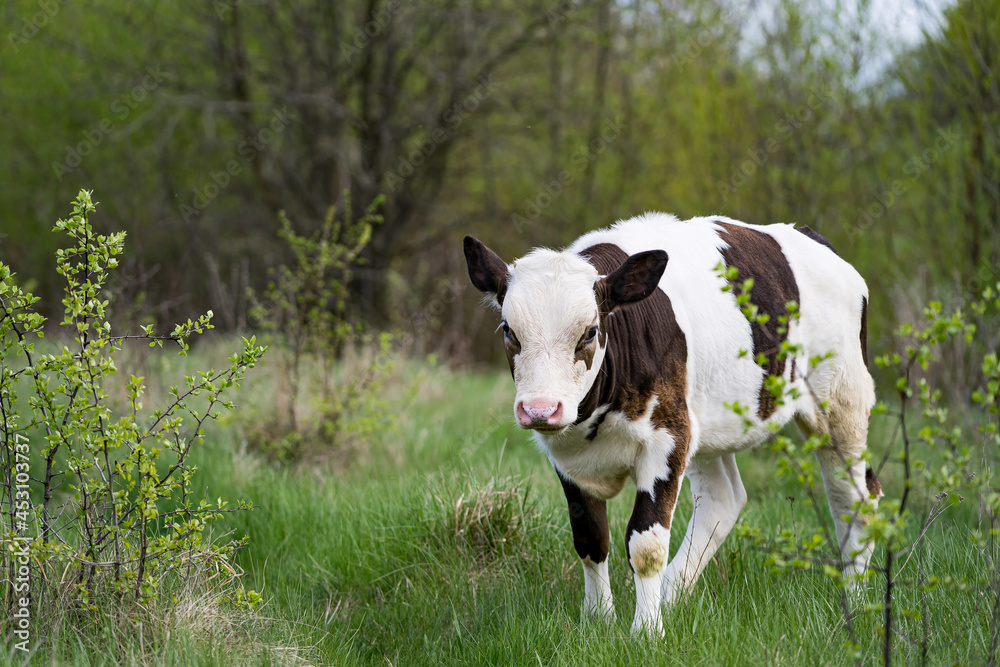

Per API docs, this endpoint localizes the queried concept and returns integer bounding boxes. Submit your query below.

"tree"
[198,0,572,320]
[902,0,1000,272]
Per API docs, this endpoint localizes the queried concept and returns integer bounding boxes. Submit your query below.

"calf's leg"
[556,469,614,619]
[803,360,880,586]
[626,433,688,635]
[815,445,880,585]
[661,453,747,605]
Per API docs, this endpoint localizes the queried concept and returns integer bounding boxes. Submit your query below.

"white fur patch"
[632,573,664,636]
[582,557,615,619]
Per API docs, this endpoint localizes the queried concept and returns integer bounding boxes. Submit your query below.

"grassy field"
[12,343,1000,666]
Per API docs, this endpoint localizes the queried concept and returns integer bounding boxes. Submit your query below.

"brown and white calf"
[464,213,881,634]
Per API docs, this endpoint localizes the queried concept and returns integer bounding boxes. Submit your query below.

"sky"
[733,0,954,86]
[871,0,950,43]
[863,0,952,83]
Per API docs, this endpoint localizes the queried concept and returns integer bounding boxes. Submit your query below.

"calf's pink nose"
[517,400,563,427]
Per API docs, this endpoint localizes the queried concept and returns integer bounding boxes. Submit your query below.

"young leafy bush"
[0,191,265,647]
[722,259,1000,664]
[245,192,405,465]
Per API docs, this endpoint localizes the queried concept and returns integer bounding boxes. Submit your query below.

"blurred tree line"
[0,0,997,368]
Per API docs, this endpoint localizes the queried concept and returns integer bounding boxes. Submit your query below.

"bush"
[245,192,408,465]
[0,191,265,651]
[724,261,1000,664]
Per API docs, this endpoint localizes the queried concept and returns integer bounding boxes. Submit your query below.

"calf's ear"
[463,235,510,306]
[597,250,668,311]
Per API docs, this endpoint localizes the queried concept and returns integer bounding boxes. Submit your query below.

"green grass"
[8,346,999,666]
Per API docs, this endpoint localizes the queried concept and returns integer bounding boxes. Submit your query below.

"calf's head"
[463,235,667,434]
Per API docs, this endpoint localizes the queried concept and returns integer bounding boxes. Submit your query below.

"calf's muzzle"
[516,399,564,430]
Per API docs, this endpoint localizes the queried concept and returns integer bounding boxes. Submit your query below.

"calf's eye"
[502,322,518,344]
[583,326,598,344]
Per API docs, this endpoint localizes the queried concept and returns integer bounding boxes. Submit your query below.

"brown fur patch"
[663,443,687,526]
[574,335,597,370]
[860,296,869,369]
[865,465,883,499]
[557,472,611,563]
[716,222,800,420]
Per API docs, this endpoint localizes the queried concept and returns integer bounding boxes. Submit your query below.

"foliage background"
[2,0,997,368]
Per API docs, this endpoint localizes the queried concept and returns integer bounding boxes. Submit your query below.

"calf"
[463,213,881,635]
